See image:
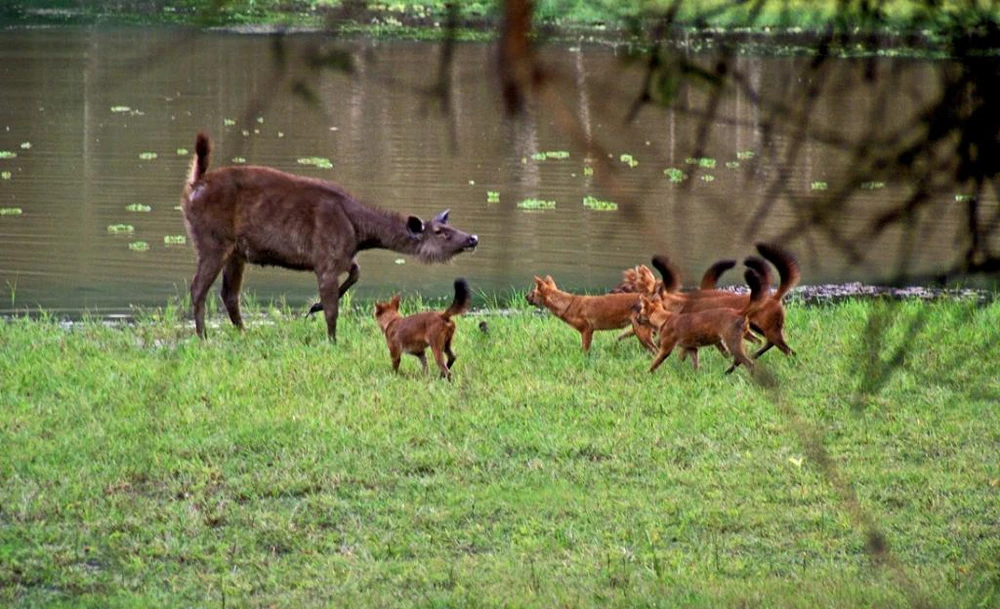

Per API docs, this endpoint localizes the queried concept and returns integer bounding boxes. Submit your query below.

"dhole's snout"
[464,234,479,251]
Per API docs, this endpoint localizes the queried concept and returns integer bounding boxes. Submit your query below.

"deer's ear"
[433,209,450,224]
[406,216,425,235]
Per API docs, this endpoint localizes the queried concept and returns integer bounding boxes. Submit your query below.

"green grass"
[1,297,999,607]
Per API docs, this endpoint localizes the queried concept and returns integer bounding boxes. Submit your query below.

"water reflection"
[0,27,993,315]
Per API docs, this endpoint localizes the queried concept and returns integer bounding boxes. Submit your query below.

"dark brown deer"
[180,132,479,340]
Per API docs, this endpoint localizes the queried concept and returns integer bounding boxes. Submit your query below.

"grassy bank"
[1,296,999,607]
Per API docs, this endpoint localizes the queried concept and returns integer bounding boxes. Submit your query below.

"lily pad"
[126,203,151,213]
[138,152,158,160]
[582,196,618,211]
[663,168,687,183]
[517,198,556,210]
[0,151,17,159]
[297,157,333,169]
[164,235,187,245]
[128,241,150,252]
[0,207,23,216]
[107,224,135,235]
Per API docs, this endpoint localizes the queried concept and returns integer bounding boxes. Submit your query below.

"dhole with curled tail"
[527,275,656,352]
[180,131,479,340]
[375,278,470,379]
[651,243,799,359]
[638,268,766,374]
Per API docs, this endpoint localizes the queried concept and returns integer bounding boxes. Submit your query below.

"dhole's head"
[526,275,558,308]
[636,295,667,327]
[407,210,479,263]
[374,294,402,332]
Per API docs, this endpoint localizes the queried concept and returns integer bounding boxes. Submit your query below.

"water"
[0,27,994,316]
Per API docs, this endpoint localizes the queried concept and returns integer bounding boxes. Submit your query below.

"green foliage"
[0,298,998,606]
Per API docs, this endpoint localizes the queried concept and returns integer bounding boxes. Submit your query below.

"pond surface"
[0,27,993,316]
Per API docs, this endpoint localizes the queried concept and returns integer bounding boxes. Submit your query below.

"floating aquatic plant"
[128,241,150,252]
[1,172,11,180]
[0,207,23,216]
[955,194,975,202]
[138,152,158,160]
[394,258,406,265]
[530,151,569,161]
[107,224,135,235]
[0,151,17,159]
[232,157,246,164]
[110,106,132,113]
[20,142,31,150]
[583,166,594,176]
[861,181,886,190]
[736,150,756,160]
[810,181,828,190]
[176,148,189,156]
[725,161,740,169]
[663,168,687,183]
[619,153,639,168]
[685,157,716,169]
[126,203,151,213]
[517,198,556,210]
[223,118,236,126]
[163,235,187,245]
[582,196,618,211]
[700,175,716,182]
[297,157,333,169]
[486,191,500,203]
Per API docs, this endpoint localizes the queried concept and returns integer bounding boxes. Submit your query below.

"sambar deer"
[180,131,479,340]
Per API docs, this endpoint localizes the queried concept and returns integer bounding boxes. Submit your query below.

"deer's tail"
[443,278,471,320]
[188,131,212,187]
[756,242,800,301]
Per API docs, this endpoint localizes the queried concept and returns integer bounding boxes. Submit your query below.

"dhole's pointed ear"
[406,216,425,236]
[433,209,450,224]
[390,294,402,308]
[544,275,555,285]
[533,275,544,285]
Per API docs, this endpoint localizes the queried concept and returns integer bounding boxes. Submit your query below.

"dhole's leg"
[686,348,700,370]
[726,339,755,374]
[431,346,451,379]
[581,327,594,352]
[220,257,246,330]
[444,337,457,369]
[616,326,635,341]
[190,253,227,338]
[416,351,429,373]
[649,342,675,373]
[752,341,775,359]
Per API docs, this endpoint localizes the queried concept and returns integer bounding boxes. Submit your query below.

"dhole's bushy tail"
[187,131,211,187]
[443,278,471,319]
[756,242,800,300]
[741,268,767,317]
[650,255,681,294]
[699,259,736,290]
[742,255,774,292]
